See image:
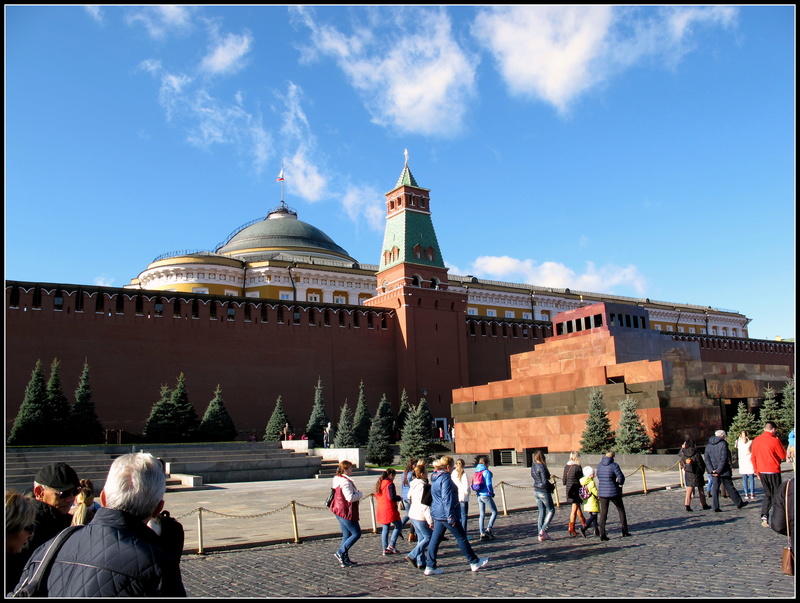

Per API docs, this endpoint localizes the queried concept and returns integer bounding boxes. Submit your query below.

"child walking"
[579,466,600,538]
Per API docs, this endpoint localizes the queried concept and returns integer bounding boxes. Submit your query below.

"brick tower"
[365,155,469,425]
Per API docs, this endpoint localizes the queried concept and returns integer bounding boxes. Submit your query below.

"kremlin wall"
[5,162,794,451]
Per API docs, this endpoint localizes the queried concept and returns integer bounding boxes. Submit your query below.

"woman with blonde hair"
[71,479,100,526]
[531,450,556,541]
[6,490,37,593]
[451,459,471,536]
[330,460,364,567]
[562,451,586,537]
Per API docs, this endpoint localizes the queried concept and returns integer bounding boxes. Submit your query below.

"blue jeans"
[426,517,479,569]
[534,490,555,533]
[741,474,755,497]
[408,518,432,566]
[381,520,402,550]
[335,516,361,558]
[477,495,497,534]
[458,501,469,534]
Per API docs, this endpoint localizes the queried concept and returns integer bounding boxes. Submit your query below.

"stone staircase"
[5,442,324,493]
[314,459,372,479]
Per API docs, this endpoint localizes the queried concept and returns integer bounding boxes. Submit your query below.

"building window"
[280,292,292,300]
[224,289,237,296]
[522,312,532,319]
[307,293,320,302]
[193,287,209,294]
[487,309,496,317]
[334,295,346,304]
[468,308,478,316]
[505,311,515,318]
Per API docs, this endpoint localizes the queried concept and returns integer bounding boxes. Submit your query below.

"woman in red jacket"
[375,469,403,555]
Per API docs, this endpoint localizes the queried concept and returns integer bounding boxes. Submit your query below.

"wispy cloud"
[469,255,647,296]
[84,6,103,23]
[292,6,478,137]
[200,29,253,76]
[341,185,386,234]
[473,5,738,114]
[125,6,194,39]
[94,276,115,287]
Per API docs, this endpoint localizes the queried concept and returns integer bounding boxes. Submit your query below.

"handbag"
[325,487,336,508]
[781,485,794,576]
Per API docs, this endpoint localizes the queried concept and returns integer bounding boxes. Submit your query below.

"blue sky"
[5,5,795,340]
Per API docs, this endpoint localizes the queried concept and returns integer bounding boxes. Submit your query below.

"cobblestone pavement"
[179,487,795,598]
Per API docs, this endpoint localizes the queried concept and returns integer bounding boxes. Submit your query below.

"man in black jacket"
[704,430,748,512]
[11,453,186,597]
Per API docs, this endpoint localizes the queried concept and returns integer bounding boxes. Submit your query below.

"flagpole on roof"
[276,163,285,207]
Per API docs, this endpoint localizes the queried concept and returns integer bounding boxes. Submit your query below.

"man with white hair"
[704,430,748,513]
[11,453,186,597]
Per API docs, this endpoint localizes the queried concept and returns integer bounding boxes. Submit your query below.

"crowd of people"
[5,455,186,597]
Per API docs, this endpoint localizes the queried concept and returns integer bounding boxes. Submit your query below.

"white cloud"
[84,6,103,23]
[473,5,738,113]
[94,276,115,287]
[200,31,253,76]
[293,6,478,137]
[126,6,194,39]
[469,255,647,296]
[341,185,386,234]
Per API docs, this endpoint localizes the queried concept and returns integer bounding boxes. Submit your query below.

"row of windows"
[388,194,428,211]
[653,323,739,337]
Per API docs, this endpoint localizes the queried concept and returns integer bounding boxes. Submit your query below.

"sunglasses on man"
[51,487,80,498]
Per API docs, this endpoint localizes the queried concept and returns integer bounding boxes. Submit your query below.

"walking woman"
[531,450,556,541]
[562,451,586,537]
[400,458,417,542]
[330,460,364,567]
[736,431,756,500]
[680,440,711,512]
[375,469,403,555]
[406,464,433,570]
[451,458,471,536]
[474,456,498,540]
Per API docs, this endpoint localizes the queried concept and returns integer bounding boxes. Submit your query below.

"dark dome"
[215,204,354,262]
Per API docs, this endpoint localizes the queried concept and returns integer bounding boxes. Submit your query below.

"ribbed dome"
[215,203,355,262]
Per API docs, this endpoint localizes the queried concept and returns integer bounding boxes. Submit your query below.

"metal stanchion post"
[640,466,648,494]
[369,495,377,533]
[679,465,685,488]
[499,482,508,516]
[552,477,560,508]
[290,500,300,543]
[197,508,204,555]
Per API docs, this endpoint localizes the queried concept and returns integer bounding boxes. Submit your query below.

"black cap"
[35,462,80,491]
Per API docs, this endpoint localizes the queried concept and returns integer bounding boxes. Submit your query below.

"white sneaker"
[424,567,444,576]
[470,557,489,572]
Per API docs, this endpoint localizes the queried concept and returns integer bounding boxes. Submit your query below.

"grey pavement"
[168,464,795,598]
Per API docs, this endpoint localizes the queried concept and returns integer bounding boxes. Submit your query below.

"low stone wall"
[281,442,365,468]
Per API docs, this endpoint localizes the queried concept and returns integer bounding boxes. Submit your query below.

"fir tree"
[264,396,289,441]
[579,388,616,454]
[759,385,782,428]
[613,397,652,454]
[352,381,372,446]
[170,373,201,442]
[198,385,237,442]
[726,401,760,452]
[399,401,436,463]
[779,379,795,437]
[395,389,411,441]
[7,360,49,446]
[143,384,175,443]
[366,394,394,465]
[333,401,357,448]
[45,359,71,444]
[305,378,330,447]
[416,397,435,442]
[70,362,104,445]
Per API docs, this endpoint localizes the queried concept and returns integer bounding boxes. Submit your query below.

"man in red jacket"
[751,421,786,528]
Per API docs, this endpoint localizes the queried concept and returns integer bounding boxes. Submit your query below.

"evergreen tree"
[352,381,372,446]
[399,401,436,463]
[726,401,760,452]
[70,362,104,445]
[416,397,435,442]
[305,378,330,447]
[143,384,175,443]
[613,397,652,454]
[366,394,394,465]
[759,384,781,428]
[45,359,71,444]
[198,385,237,442]
[579,388,616,454]
[333,401,357,448]
[779,379,795,437]
[170,373,201,442]
[7,360,49,446]
[264,395,289,441]
[395,389,411,441]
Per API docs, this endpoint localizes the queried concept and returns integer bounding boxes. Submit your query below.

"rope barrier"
[176,468,684,554]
